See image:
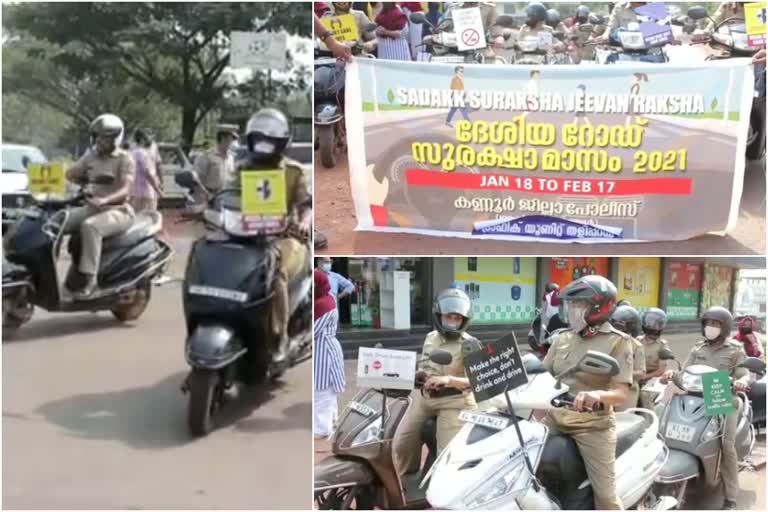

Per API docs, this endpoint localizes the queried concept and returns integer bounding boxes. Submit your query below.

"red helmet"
[559,275,617,327]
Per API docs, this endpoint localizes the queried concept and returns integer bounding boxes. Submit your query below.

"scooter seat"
[615,413,650,457]
[102,211,162,250]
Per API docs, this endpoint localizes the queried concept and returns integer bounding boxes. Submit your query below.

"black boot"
[723,499,738,510]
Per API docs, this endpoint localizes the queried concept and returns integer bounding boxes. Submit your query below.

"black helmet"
[526,3,547,26]
[545,282,560,293]
[610,305,640,337]
[642,307,668,337]
[559,275,617,327]
[576,4,590,23]
[545,8,561,28]
[245,108,291,162]
[433,288,472,340]
[701,306,733,342]
[617,299,633,308]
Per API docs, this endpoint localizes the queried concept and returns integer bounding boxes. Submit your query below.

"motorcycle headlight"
[464,461,526,509]
[620,31,646,49]
[351,417,383,447]
[679,371,704,393]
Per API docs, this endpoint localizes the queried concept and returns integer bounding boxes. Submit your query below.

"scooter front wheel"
[318,124,337,169]
[314,484,375,510]
[2,292,34,338]
[111,282,151,322]
[187,368,220,437]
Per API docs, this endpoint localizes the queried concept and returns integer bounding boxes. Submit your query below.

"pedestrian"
[314,269,347,440]
[445,66,471,127]
[192,124,239,202]
[375,2,412,61]
[573,83,592,126]
[317,257,355,305]
[130,127,163,213]
[399,2,424,60]
[734,316,763,358]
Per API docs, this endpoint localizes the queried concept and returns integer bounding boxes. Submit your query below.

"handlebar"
[552,392,606,412]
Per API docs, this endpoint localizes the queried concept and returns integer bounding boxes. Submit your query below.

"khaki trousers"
[271,237,309,347]
[393,393,472,476]
[721,396,744,501]
[63,205,134,275]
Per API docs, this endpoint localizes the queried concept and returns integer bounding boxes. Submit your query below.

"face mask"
[704,325,721,341]
[321,263,332,273]
[443,321,461,331]
[740,326,753,334]
[566,305,588,333]
[253,141,276,154]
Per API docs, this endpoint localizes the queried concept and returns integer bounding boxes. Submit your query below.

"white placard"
[230,31,287,70]
[452,7,488,52]
[357,347,417,390]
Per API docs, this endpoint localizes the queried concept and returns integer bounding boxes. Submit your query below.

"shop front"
[701,263,736,311]
[666,261,703,320]
[616,257,662,312]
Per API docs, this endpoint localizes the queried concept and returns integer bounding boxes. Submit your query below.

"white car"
[2,143,47,233]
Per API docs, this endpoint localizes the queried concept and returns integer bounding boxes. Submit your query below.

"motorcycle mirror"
[409,12,427,24]
[429,350,453,366]
[495,15,516,28]
[579,23,594,33]
[658,347,676,361]
[174,170,198,190]
[738,357,767,376]
[687,6,708,21]
[576,350,620,377]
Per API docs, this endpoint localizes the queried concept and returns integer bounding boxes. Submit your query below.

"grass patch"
[361,102,430,112]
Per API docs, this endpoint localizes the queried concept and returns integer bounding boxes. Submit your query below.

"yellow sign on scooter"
[321,14,360,43]
[241,170,287,216]
[28,162,66,195]
[745,2,767,47]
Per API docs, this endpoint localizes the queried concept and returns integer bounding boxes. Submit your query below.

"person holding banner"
[542,275,634,510]
[661,307,751,510]
[393,288,477,478]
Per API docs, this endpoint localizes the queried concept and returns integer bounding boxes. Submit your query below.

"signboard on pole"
[453,7,487,51]
[357,347,417,390]
[463,332,527,402]
[230,31,287,70]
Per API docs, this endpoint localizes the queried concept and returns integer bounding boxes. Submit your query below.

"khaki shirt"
[194,148,235,193]
[682,339,748,380]
[543,322,634,431]
[706,2,742,32]
[420,330,477,406]
[606,1,639,33]
[631,338,646,384]
[66,148,135,203]
[638,335,669,373]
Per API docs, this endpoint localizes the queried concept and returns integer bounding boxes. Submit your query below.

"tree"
[3,2,311,150]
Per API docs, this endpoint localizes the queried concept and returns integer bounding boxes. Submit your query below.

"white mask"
[566,305,588,333]
[321,263,332,272]
[704,325,721,341]
[444,321,461,331]
[253,141,275,154]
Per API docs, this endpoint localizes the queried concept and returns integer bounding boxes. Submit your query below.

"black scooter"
[2,186,172,335]
[174,171,312,437]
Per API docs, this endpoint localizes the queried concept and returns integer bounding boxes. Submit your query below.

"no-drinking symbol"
[462,28,480,46]
[257,179,272,200]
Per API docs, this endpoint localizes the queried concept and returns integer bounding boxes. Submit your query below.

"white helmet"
[89,114,125,149]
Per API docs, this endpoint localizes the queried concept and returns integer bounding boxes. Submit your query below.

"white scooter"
[425,351,678,510]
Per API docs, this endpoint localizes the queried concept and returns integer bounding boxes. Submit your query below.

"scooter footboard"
[314,456,375,491]
[655,449,699,483]
[186,324,247,370]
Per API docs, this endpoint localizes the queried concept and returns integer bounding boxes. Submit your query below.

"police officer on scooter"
[393,288,477,478]
[543,275,634,510]
[637,308,671,409]
[610,304,646,411]
[661,306,751,510]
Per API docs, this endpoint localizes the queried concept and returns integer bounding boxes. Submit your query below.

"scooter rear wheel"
[314,485,375,510]
[187,368,220,437]
[318,124,337,169]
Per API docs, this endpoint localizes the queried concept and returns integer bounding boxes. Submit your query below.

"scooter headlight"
[678,371,704,393]
[464,460,526,509]
[351,417,383,447]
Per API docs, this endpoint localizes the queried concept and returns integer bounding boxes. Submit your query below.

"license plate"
[666,422,696,443]
[188,285,248,303]
[459,410,509,430]
[349,401,376,417]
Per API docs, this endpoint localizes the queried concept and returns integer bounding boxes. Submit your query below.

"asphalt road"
[2,230,313,509]
[318,331,766,510]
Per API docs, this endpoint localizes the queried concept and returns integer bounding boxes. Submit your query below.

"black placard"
[463,332,528,403]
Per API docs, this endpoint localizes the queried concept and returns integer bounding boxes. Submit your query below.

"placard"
[321,14,360,44]
[240,170,287,216]
[452,7,487,52]
[745,2,767,47]
[230,31,287,70]
[28,162,65,195]
[463,332,527,403]
[357,347,416,390]
[702,370,735,415]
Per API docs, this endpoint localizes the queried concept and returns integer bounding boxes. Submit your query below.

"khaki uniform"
[394,330,477,476]
[517,23,564,51]
[638,335,669,409]
[64,149,135,276]
[706,3,742,32]
[542,322,634,510]
[680,338,748,501]
[606,1,639,33]
[617,338,645,411]
[194,148,235,195]
[230,157,310,349]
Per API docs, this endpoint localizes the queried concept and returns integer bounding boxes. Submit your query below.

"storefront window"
[549,257,610,289]
[702,264,735,310]
[616,258,661,312]
[667,262,702,320]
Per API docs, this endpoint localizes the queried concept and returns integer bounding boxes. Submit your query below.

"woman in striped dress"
[375,3,412,61]
[314,269,347,439]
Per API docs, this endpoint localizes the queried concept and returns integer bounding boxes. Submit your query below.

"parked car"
[2,143,47,234]
[156,142,193,206]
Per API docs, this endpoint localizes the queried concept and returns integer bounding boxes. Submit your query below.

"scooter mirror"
[687,6,708,21]
[495,15,516,28]
[738,357,767,376]
[409,12,428,24]
[429,349,453,366]
[576,350,620,377]
[175,170,198,190]
[658,347,676,361]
